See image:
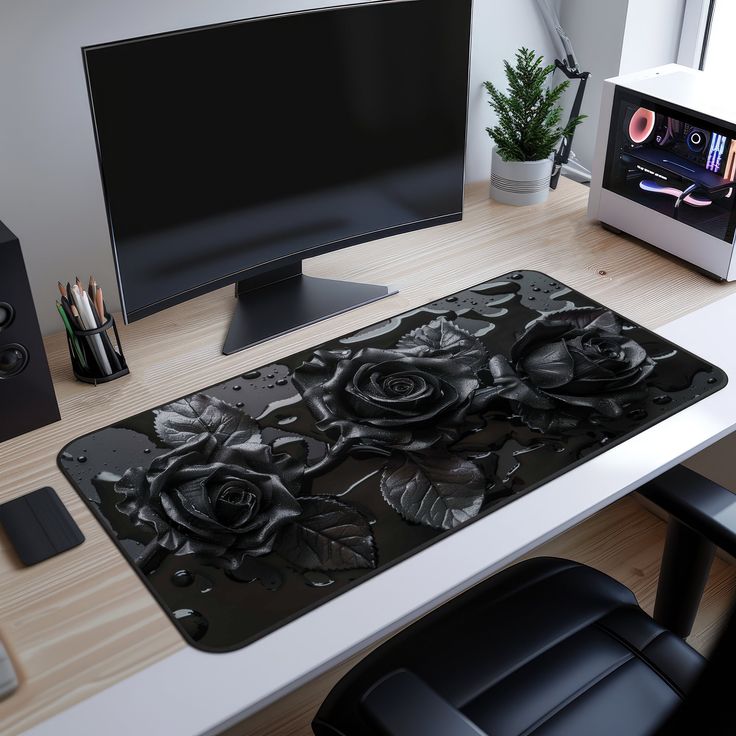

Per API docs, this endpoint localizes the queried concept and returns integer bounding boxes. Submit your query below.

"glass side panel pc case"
[588,64,736,280]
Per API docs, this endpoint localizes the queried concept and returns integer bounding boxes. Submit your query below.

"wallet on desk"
[0,487,84,566]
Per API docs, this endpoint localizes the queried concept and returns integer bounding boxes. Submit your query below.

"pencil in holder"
[65,313,129,385]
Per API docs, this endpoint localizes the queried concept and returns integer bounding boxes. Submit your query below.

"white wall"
[620,0,686,76]
[557,0,630,174]
[0,0,557,335]
[466,1,560,186]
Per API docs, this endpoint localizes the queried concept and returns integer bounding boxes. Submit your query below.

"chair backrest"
[313,669,488,736]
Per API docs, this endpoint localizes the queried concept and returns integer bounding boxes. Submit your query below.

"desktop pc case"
[588,64,736,280]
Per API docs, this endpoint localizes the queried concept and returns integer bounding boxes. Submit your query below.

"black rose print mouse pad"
[58,271,727,651]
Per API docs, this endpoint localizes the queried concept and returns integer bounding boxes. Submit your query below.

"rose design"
[488,308,655,431]
[293,346,479,453]
[116,432,302,567]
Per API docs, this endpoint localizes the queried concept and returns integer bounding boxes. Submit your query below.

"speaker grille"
[0,302,14,331]
[0,343,29,378]
[0,218,60,441]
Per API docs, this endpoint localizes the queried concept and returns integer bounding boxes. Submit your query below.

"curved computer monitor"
[83,0,472,353]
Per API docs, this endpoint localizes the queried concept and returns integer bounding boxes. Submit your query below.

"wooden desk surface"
[2,177,736,735]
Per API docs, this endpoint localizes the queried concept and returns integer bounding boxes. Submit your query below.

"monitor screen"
[84,0,472,321]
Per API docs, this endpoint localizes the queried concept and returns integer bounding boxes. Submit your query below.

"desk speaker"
[0,220,60,443]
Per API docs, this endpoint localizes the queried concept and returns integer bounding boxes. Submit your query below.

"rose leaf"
[380,451,485,530]
[397,318,488,369]
[276,497,376,571]
[520,339,575,389]
[114,467,149,518]
[154,393,261,448]
[545,307,618,334]
[488,355,554,409]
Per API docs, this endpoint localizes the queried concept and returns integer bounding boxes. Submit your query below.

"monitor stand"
[223,260,397,355]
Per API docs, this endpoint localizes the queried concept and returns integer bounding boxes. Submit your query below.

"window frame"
[677,0,714,69]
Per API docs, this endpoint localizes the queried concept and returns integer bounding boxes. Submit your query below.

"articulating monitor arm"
[536,0,591,189]
[550,61,590,190]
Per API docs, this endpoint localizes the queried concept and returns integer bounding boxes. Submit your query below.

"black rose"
[488,308,655,431]
[293,346,479,452]
[116,432,302,567]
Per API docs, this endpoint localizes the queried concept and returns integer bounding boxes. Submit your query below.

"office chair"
[312,465,736,736]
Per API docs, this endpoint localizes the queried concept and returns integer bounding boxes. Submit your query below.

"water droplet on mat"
[173,609,208,641]
[304,571,335,588]
[172,570,194,587]
[277,415,298,426]
[627,408,647,420]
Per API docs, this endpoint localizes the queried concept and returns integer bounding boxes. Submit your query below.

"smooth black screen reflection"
[84,0,472,318]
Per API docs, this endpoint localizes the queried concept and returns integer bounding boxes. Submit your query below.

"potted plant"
[484,47,584,206]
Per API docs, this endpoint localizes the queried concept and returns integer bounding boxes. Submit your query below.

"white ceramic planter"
[490,146,553,206]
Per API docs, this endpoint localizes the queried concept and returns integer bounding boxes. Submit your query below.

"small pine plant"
[484,47,584,162]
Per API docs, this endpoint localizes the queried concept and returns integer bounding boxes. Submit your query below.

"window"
[678,0,733,72]
[677,0,712,69]
[702,1,734,73]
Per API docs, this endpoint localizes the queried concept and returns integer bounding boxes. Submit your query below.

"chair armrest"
[360,669,487,736]
[640,465,736,558]
[640,464,736,637]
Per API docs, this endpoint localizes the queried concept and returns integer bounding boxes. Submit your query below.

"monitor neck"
[235,260,303,297]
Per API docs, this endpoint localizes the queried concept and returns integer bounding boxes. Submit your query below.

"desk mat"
[58,271,727,652]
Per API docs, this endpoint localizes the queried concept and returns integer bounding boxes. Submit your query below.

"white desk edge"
[22,291,736,736]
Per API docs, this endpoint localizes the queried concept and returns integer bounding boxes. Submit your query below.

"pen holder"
[65,313,129,385]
